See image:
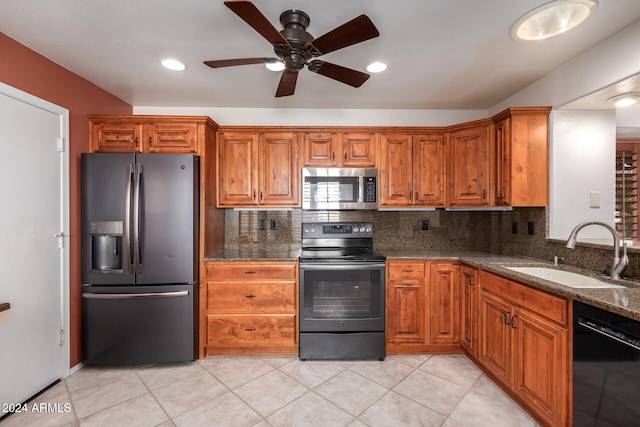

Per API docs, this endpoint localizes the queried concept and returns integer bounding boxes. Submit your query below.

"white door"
[0,85,68,408]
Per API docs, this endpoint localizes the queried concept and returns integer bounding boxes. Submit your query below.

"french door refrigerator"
[81,153,199,365]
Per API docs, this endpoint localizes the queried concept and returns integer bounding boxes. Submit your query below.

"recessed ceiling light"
[510,0,599,42]
[161,59,186,71]
[367,62,387,73]
[608,93,640,108]
[265,61,285,72]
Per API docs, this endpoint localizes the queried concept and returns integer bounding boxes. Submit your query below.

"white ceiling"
[2,0,640,111]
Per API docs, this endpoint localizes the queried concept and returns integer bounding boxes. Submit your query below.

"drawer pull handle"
[245,294,256,299]
[510,316,518,329]
[245,271,256,275]
[402,269,413,273]
[402,283,413,287]
[245,328,256,332]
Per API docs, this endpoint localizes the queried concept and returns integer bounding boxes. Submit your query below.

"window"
[615,141,639,241]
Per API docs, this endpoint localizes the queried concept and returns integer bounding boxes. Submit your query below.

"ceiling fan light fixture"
[265,61,285,72]
[161,59,186,71]
[608,93,640,108]
[510,0,598,42]
[366,62,387,73]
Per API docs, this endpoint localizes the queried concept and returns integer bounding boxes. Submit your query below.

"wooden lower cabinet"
[478,271,569,427]
[204,261,298,355]
[459,264,478,357]
[386,260,461,353]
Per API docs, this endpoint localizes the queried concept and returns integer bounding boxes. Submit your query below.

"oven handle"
[300,263,386,271]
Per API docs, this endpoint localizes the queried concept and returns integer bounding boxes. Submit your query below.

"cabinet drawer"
[206,262,297,281]
[206,315,297,348]
[388,262,426,279]
[480,272,568,326]
[207,282,296,313]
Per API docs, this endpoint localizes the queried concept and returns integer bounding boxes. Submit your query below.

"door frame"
[0,82,71,378]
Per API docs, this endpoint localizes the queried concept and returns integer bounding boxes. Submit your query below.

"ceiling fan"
[203,0,380,97]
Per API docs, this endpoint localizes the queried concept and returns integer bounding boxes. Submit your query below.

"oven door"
[299,262,385,332]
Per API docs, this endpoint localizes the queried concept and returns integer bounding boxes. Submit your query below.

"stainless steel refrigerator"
[81,153,199,365]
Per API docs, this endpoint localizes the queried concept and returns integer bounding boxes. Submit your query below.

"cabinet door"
[218,132,258,206]
[512,308,568,427]
[341,132,377,167]
[379,133,413,206]
[387,279,426,343]
[302,132,338,166]
[448,125,491,206]
[259,132,299,206]
[459,265,477,356]
[497,113,550,207]
[413,133,446,207]
[145,122,198,153]
[429,262,459,344]
[495,118,512,205]
[90,121,142,152]
[478,288,512,386]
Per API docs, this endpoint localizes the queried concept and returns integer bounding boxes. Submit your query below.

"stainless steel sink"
[504,266,626,289]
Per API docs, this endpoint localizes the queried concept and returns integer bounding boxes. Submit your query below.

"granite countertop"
[204,246,301,262]
[204,247,640,322]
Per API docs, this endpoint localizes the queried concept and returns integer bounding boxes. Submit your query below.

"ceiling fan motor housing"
[278,9,314,71]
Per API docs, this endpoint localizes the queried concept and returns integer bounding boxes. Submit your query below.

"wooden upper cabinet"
[302,131,376,167]
[493,107,551,207]
[414,133,446,207]
[144,122,198,153]
[379,133,413,206]
[217,130,299,207]
[342,132,377,167]
[379,132,446,207]
[90,121,142,152]
[89,116,203,153]
[259,132,299,206]
[448,123,492,206]
[217,132,259,206]
[302,132,338,166]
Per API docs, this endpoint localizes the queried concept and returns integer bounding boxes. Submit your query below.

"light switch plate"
[590,191,600,208]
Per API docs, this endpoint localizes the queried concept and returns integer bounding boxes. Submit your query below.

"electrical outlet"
[259,219,266,230]
[270,219,277,230]
[528,221,535,235]
[421,219,429,230]
[512,221,518,234]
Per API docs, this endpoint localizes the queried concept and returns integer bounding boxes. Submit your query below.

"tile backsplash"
[223,207,640,280]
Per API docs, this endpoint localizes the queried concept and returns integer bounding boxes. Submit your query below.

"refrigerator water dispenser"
[90,221,123,271]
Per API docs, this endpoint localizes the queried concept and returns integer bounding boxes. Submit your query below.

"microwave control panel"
[363,177,377,203]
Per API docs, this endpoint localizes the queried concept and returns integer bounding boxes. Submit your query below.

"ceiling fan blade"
[308,61,370,88]
[224,1,290,46]
[275,71,298,97]
[204,58,280,68]
[307,15,379,55]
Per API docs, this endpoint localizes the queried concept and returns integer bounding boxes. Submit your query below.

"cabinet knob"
[503,311,511,324]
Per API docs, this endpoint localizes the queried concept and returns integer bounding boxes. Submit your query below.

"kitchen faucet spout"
[566,221,629,279]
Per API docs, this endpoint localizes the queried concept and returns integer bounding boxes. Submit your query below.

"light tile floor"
[1,354,540,427]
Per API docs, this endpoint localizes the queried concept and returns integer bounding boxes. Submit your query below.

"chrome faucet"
[566,221,629,279]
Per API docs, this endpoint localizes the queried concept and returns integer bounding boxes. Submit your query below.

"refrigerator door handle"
[82,291,190,299]
[133,162,142,274]
[123,163,134,274]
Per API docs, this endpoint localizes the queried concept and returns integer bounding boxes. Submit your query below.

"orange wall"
[0,33,133,368]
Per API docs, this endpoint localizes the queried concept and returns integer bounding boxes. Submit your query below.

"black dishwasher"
[573,301,640,426]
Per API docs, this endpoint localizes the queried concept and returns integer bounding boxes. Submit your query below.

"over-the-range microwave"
[302,167,378,210]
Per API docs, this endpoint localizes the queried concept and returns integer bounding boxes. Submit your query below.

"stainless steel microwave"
[302,167,378,210]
